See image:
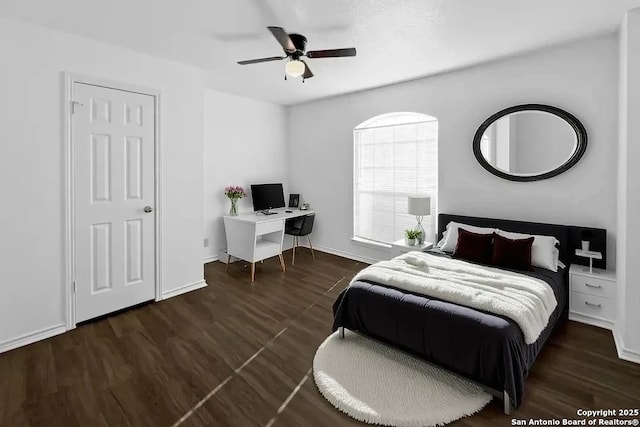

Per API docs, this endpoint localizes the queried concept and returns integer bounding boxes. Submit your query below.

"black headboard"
[437,214,607,270]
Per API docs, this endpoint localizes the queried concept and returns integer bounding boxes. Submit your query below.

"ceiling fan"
[237,26,357,81]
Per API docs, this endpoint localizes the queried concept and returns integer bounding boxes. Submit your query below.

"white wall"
[0,17,206,348]
[287,35,619,264]
[616,8,640,361]
[202,91,288,261]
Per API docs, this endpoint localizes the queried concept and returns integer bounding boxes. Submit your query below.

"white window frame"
[353,112,438,246]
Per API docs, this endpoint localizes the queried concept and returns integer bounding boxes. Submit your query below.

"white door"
[73,83,156,323]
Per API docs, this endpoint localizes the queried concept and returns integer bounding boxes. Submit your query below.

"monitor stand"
[260,209,278,216]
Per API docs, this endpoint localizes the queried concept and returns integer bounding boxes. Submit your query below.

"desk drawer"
[256,220,283,236]
[570,292,615,322]
[571,274,615,299]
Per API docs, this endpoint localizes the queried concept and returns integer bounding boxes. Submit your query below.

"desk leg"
[250,263,255,282]
[226,254,231,271]
[278,254,286,272]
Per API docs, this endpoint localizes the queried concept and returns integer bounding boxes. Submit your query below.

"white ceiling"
[4,0,640,105]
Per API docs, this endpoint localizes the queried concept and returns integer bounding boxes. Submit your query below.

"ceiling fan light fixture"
[285,59,305,78]
[237,27,356,80]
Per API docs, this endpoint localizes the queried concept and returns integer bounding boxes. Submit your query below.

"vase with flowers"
[224,185,246,216]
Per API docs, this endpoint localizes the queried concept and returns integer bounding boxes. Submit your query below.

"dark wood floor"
[1,249,639,427]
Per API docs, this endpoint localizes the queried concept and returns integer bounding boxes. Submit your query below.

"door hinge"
[70,101,83,114]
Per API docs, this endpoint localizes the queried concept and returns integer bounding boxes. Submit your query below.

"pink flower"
[224,185,246,199]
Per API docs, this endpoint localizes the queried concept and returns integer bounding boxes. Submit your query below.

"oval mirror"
[473,104,587,182]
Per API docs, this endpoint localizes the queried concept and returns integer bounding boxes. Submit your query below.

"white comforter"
[352,252,557,344]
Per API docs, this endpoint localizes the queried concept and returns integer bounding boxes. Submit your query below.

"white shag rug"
[313,330,492,427]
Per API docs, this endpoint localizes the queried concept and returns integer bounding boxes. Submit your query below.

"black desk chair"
[285,213,315,266]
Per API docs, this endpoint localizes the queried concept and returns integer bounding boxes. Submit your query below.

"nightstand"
[569,264,616,330]
[390,239,433,259]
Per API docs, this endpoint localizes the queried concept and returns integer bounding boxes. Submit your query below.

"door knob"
[144,206,153,213]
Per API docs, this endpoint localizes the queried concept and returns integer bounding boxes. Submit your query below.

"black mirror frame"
[472,104,588,182]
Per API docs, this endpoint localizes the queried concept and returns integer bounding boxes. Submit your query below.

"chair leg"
[250,263,255,282]
[292,236,297,266]
[226,254,231,271]
[307,236,315,260]
[278,254,286,272]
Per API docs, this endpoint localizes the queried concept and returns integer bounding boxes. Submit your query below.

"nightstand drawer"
[570,292,615,322]
[571,274,615,299]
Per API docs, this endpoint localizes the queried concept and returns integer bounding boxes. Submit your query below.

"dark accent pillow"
[452,228,493,264]
[491,232,535,271]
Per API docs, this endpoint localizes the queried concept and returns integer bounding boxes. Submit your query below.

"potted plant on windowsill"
[405,229,422,246]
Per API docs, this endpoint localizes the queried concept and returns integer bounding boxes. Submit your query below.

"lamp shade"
[408,196,431,216]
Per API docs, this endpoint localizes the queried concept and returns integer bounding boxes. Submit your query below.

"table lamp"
[408,196,431,244]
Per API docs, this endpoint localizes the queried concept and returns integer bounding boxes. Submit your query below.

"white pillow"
[496,229,560,272]
[438,221,496,253]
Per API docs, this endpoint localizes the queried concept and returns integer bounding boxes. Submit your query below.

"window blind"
[353,114,438,245]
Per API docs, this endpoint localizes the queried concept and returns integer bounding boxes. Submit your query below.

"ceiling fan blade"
[306,47,357,59]
[237,56,286,65]
[267,26,296,53]
[302,60,314,79]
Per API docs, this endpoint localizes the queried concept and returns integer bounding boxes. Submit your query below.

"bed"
[332,214,607,413]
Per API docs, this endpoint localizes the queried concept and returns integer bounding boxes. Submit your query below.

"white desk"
[223,208,314,282]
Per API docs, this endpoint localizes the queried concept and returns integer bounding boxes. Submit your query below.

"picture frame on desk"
[288,194,300,208]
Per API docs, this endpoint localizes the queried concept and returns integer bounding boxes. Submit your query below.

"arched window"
[353,112,438,245]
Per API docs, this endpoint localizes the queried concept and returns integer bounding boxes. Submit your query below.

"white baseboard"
[162,280,207,300]
[613,326,640,364]
[1,280,208,354]
[203,255,219,264]
[0,323,67,354]
[213,242,378,266]
[568,313,613,330]
[313,244,378,265]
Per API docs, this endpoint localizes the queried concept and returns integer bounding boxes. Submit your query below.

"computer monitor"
[250,183,285,214]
